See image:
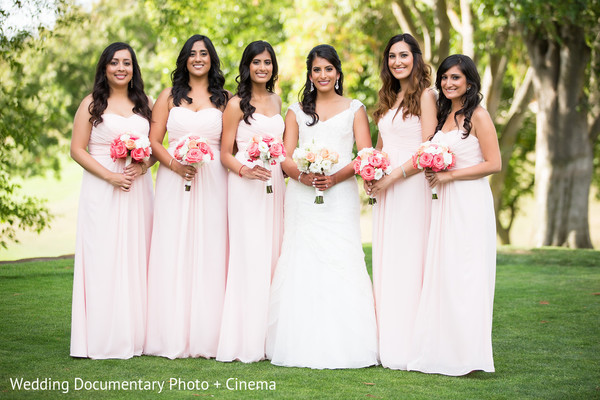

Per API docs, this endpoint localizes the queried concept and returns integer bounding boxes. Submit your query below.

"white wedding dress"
[266,99,378,369]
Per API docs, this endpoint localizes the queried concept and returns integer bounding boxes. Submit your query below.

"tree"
[496,1,600,248]
[0,1,68,249]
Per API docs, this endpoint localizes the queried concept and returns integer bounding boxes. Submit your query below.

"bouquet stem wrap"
[314,188,324,204]
[264,161,273,194]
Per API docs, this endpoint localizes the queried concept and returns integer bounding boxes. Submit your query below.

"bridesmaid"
[367,33,437,370]
[145,35,229,359]
[407,54,501,375]
[216,40,285,363]
[70,42,154,359]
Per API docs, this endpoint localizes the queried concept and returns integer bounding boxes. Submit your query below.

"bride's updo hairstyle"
[171,34,228,110]
[435,54,482,138]
[89,42,152,127]
[300,44,344,126]
[236,40,279,124]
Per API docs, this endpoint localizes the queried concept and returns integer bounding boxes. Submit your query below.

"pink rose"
[247,142,260,159]
[185,148,203,164]
[199,142,210,155]
[131,147,146,161]
[111,140,127,161]
[262,135,275,144]
[269,142,284,157]
[306,152,316,162]
[144,147,151,158]
[368,154,383,168]
[188,140,199,149]
[381,157,391,169]
[361,164,376,181]
[124,139,136,150]
[320,148,330,159]
[431,154,445,172]
[353,158,361,174]
[418,152,433,168]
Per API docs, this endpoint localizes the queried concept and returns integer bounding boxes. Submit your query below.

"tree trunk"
[490,68,534,244]
[527,24,594,248]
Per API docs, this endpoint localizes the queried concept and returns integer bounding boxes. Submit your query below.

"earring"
[467,86,471,91]
[335,79,339,90]
[310,81,314,92]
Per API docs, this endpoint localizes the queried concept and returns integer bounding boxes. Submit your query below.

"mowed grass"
[0,246,599,399]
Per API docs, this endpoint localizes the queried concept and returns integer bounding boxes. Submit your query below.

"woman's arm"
[220,97,270,181]
[426,106,501,187]
[70,95,134,191]
[368,93,438,196]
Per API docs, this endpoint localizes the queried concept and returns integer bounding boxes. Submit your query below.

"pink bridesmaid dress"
[407,129,496,376]
[216,113,285,363]
[144,107,227,359]
[70,113,154,359]
[372,108,431,369]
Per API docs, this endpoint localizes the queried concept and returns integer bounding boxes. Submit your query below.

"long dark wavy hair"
[89,42,152,127]
[236,40,278,124]
[373,33,432,123]
[435,54,483,138]
[300,44,344,126]
[171,34,228,109]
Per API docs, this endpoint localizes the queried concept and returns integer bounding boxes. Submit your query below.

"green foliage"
[0,1,68,248]
[497,114,536,228]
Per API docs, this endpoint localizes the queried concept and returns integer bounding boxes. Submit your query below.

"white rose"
[374,169,384,180]
[321,159,333,172]
[258,142,269,152]
[443,152,453,165]
[309,163,321,173]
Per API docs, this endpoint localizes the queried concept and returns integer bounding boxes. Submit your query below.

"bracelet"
[400,164,406,178]
[238,165,245,177]
[168,158,175,170]
[298,172,304,183]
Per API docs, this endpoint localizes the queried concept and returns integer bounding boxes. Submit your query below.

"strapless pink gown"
[408,130,496,376]
[145,107,228,359]
[216,114,285,363]
[70,113,154,359]
[372,108,431,369]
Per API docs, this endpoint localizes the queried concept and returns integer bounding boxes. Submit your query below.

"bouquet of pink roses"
[292,143,339,204]
[174,134,214,191]
[246,134,286,194]
[110,132,151,167]
[353,147,392,205]
[412,141,455,199]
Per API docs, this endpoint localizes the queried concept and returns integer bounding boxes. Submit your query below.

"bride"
[266,44,378,369]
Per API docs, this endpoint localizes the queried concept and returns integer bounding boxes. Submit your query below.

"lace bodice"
[288,99,364,172]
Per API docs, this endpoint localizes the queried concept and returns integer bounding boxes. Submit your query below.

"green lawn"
[1,246,599,399]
